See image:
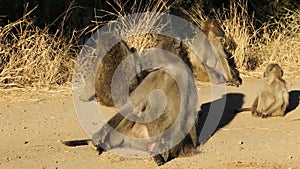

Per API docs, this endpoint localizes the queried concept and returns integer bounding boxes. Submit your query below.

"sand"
[0,77,299,169]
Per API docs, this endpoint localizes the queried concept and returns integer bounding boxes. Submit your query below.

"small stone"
[239,141,244,145]
[23,140,29,144]
[6,157,10,161]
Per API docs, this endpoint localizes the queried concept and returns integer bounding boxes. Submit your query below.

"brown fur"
[92,34,190,107]
[78,39,144,105]
[190,19,242,86]
[71,34,230,165]
[64,35,201,165]
[94,41,143,107]
[91,35,200,166]
[81,24,241,106]
[236,64,289,118]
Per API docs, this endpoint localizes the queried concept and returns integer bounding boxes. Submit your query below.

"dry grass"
[250,9,300,78]
[0,10,76,89]
[96,0,170,52]
[1,0,299,90]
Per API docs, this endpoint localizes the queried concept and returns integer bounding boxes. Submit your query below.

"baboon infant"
[237,63,289,118]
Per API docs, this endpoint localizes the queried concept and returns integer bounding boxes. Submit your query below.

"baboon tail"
[235,107,251,113]
[61,139,91,146]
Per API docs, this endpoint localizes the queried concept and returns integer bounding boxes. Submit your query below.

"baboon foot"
[79,93,95,102]
[261,114,272,119]
[153,154,166,166]
[96,145,105,155]
[226,77,242,87]
[252,112,262,118]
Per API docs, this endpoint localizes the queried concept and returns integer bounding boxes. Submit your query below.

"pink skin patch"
[148,142,157,152]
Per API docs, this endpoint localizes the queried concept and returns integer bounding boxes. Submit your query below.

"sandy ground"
[0,77,300,169]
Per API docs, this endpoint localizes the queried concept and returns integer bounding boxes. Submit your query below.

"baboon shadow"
[196,93,244,144]
[285,90,300,114]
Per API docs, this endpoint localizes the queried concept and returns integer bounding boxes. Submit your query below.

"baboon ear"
[206,18,214,28]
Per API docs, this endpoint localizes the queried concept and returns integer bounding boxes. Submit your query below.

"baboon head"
[264,63,284,79]
[202,18,225,38]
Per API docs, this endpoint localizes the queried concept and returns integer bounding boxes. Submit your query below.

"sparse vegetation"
[0,0,299,89]
[0,10,75,88]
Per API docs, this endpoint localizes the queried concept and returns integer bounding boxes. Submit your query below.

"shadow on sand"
[285,90,300,114]
[196,93,245,145]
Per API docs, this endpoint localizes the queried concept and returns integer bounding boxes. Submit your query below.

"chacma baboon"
[236,63,289,118]
[65,34,229,165]
[189,18,242,86]
[79,38,151,107]
[64,35,200,165]
[80,22,240,106]
[94,40,146,107]
[80,34,187,107]
[94,70,198,164]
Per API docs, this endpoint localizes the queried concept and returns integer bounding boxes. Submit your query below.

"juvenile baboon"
[78,38,147,106]
[189,19,242,86]
[237,64,289,118]
[95,40,147,107]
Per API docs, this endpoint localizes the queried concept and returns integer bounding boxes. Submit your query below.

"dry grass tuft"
[0,11,76,89]
[251,9,300,77]
[96,0,170,52]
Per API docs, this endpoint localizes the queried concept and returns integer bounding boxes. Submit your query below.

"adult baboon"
[94,35,200,166]
[64,69,199,165]
[237,63,289,118]
[64,34,228,165]
[189,19,242,86]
